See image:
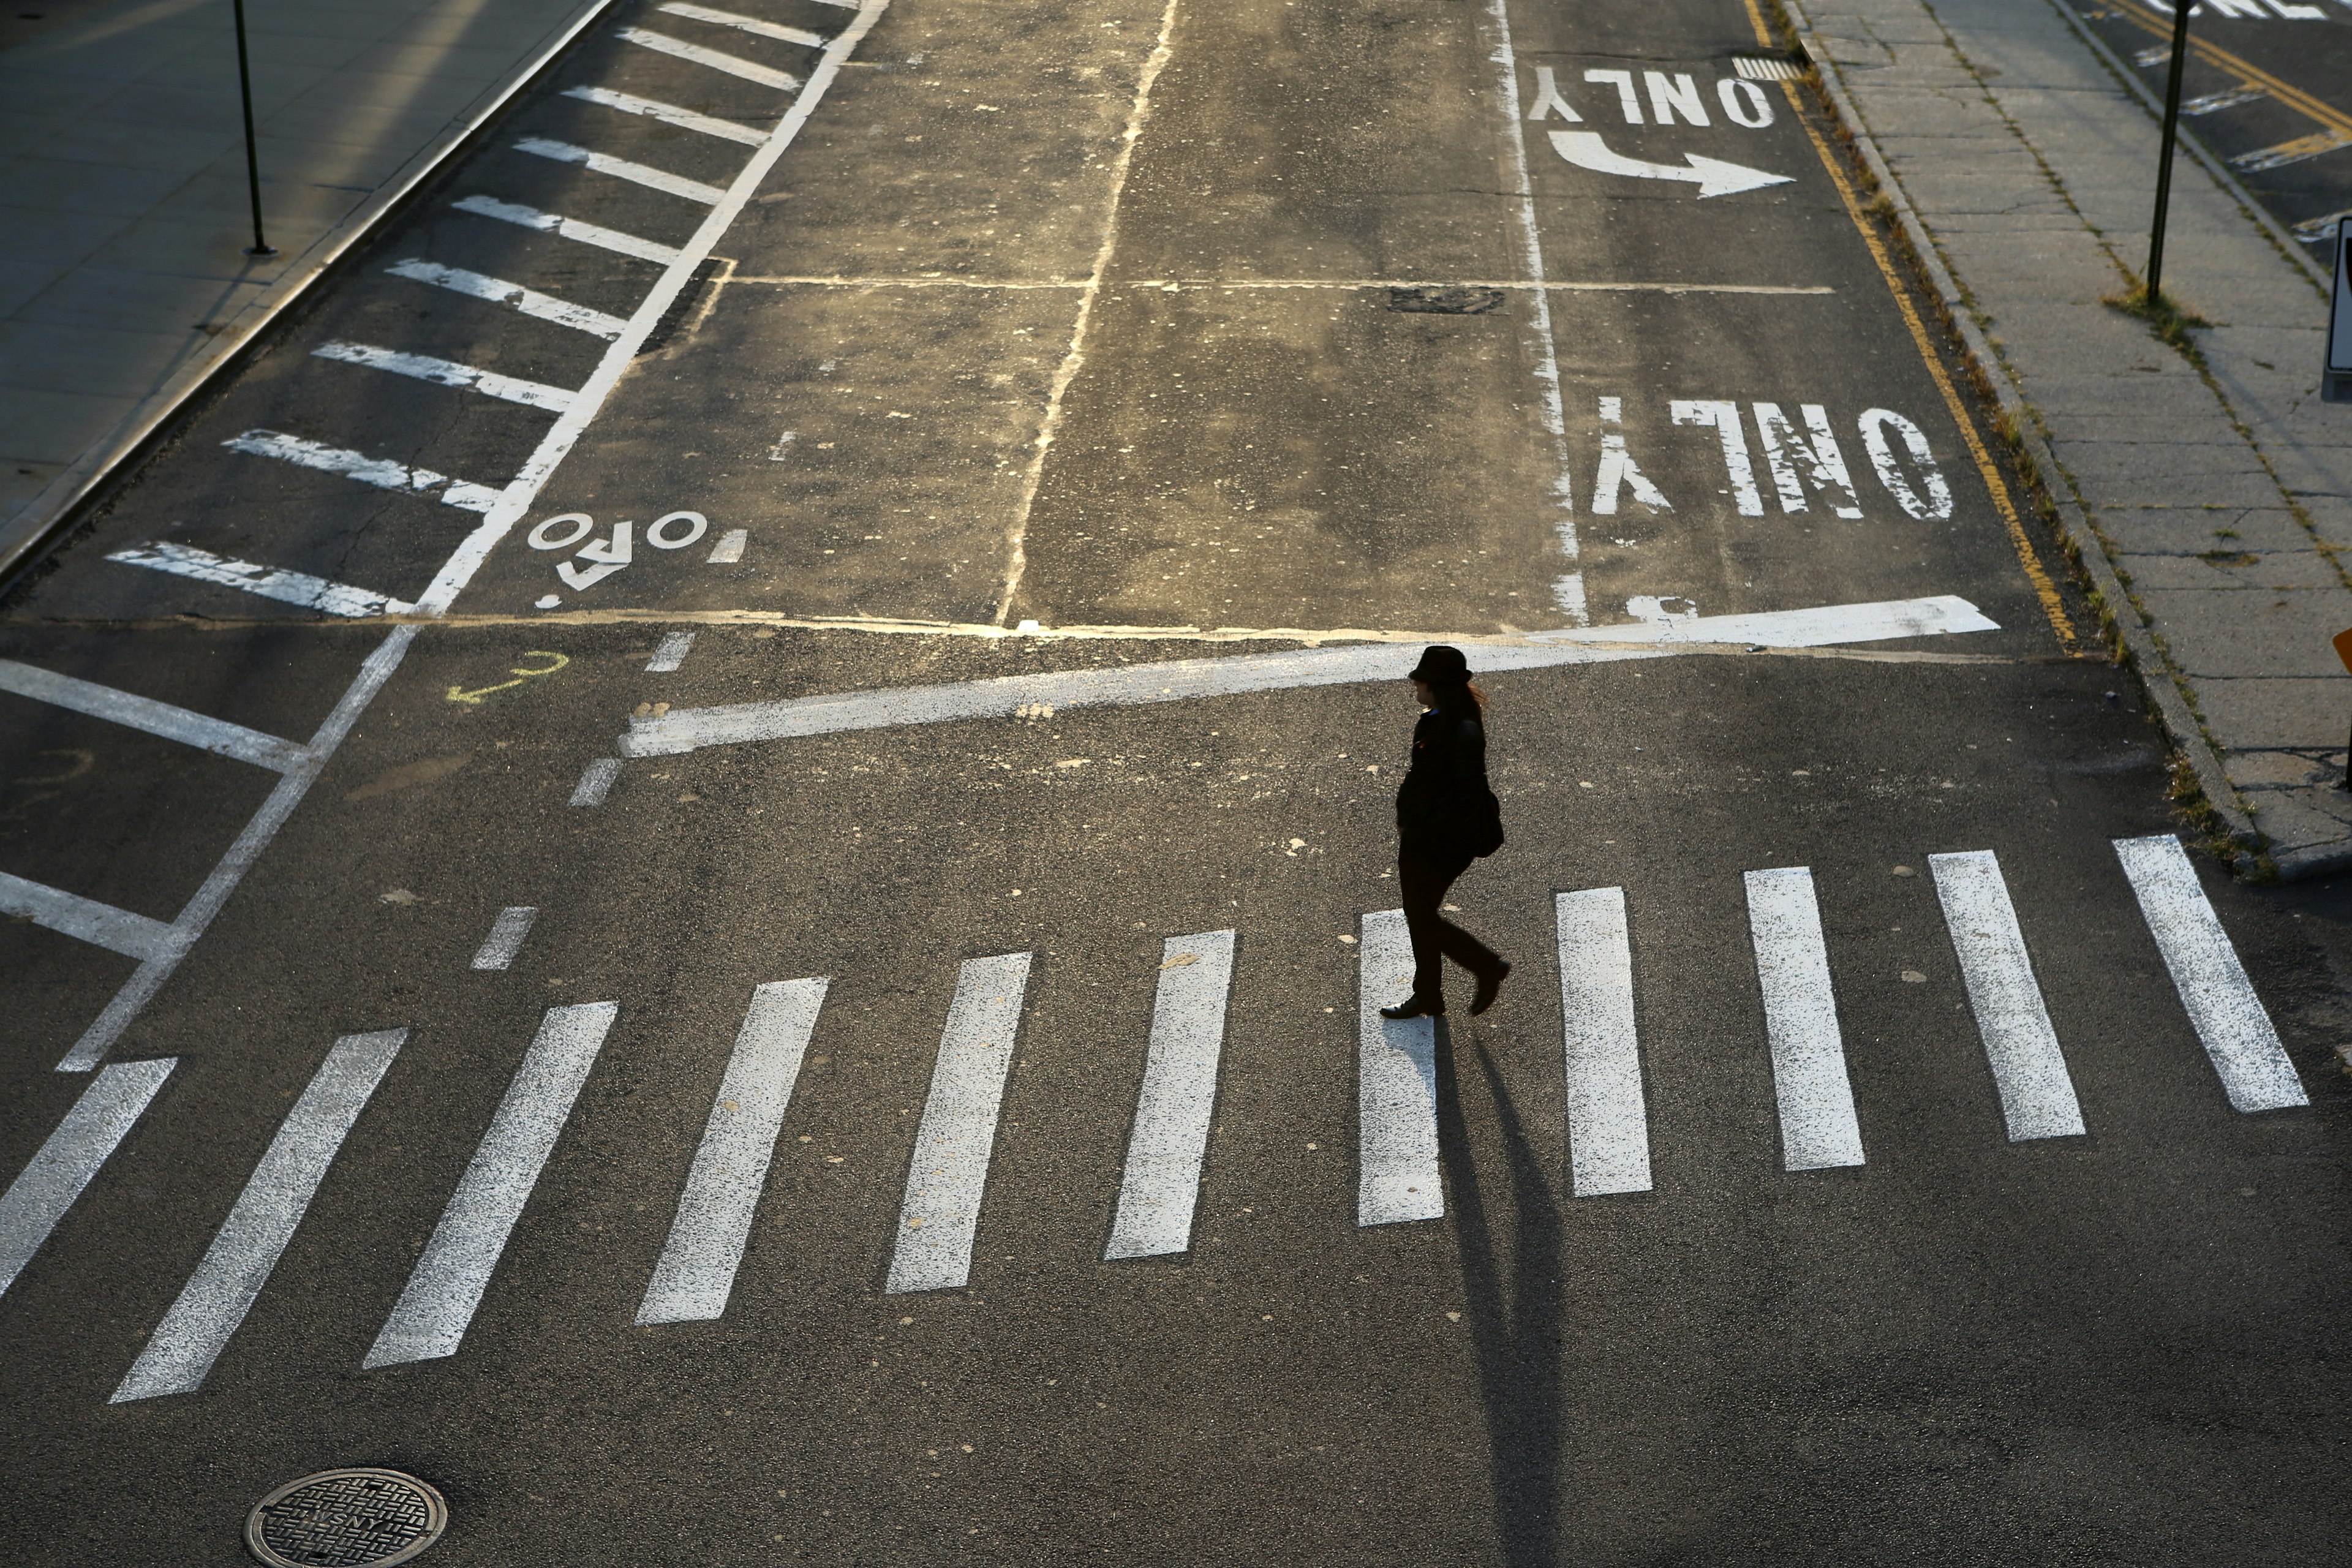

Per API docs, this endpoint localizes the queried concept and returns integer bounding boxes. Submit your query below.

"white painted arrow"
[1549,130,1793,198]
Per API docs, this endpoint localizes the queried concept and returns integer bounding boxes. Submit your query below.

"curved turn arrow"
[1548,130,1793,198]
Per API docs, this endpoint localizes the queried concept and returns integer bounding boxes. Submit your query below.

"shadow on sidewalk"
[1434,1020,1564,1568]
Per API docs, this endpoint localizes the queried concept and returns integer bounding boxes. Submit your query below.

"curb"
[0,0,628,592]
[1780,0,2268,878]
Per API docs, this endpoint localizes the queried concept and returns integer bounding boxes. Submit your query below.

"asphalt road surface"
[4,0,2350,1563]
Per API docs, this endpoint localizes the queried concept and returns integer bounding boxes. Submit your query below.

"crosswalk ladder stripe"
[1358,910,1442,1226]
[658,2,827,48]
[886,954,1031,1294]
[617,26,802,91]
[2112,835,2307,1112]
[451,194,684,266]
[0,657,307,773]
[385,258,629,339]
[0,869,177,962]
[638,979,827,1324]
[364,1004,617,1367]
[1556,888,1653,1196]
[1746,867,1866,1171]
[1929,851,2086,1140]
[563,85,766,146]
[512,136,727,205]
[0,1059,176,1298]
[1105,931,1236,1260]
[111,1032,404,1401]
[105,541,409,617]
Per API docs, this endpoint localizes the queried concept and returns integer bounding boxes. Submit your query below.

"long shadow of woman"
[1434,1020,1565,1568]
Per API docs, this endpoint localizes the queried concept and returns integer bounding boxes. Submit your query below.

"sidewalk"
[0,0,607,560]
[1789,0,2352,878]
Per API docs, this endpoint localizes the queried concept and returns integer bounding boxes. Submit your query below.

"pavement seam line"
[986,0,1182,630]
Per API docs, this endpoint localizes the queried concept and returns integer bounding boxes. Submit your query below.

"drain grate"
[245,1469,448,1568]
[1732,53,1806,81]
[1385,285,1505,315]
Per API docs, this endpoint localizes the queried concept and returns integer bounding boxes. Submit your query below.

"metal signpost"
[233,0,275,257]
[2143,0,2194,304]
[2327,217,2351,405]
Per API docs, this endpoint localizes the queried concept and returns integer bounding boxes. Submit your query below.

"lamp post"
[2143,0,2192,305]
[233,0,276,257]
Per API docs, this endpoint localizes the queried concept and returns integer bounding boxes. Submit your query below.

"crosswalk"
[0,834,2316,1404]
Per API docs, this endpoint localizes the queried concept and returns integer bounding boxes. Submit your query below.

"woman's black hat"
[1408,644,1471,684]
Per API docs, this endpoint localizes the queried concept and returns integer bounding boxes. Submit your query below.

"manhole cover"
[244,1468,447,1568]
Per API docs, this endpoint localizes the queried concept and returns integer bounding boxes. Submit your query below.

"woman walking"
[1381,645,1510,1020]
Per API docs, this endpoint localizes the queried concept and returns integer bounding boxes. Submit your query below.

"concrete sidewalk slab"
[1792,0,2352,877]
[0,0,611,555]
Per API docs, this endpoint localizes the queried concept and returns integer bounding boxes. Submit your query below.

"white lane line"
[2113,835,2307,1112]
[707,527,748,564]
[0,870,175,961]
[0,1058,175,1297]
[364,1003,616,1368]
[386,258,628,339]
[1476,0,1585,623]
[418,0,894,616]
[1556,888,1651,1196]
[885,953,1031,1294]
[569,757,622,806]
[1745,867,1865,1171]
[0,657,306,773]
[451,194,683,266]
[618,25,802,91]
[223,431,505,513]
[106,541,409,617]
[624,595,2000,757]
[513,136,725,205]
[658,2,826,48]
[563,85,766,146]
[1104,931,1236,1261]
[647,630,696,672]
[60,625,420,1072]
[111,1031,402,1401]
[312,341,575,414]
[638,978,827,1324]
[470,907,539,971]
[1929,850,2086,1141]
[1359,909,1442,1226]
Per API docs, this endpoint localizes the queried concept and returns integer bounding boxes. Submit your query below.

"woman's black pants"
[1398,845,1501,1001]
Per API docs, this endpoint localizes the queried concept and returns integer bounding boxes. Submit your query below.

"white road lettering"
[1860,409,1955,520]
[1670,399,1763,514]
[1525,65,1582,123]
[1548,131,1793,198]
[1719,77,1773,127]
[1754,403,1862,518]
[1645,70,1709,126]
[1591,395,1671,515]
[1584,68,1643,124]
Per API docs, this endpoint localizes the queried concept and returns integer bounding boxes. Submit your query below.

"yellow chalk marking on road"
[447,650,571,705]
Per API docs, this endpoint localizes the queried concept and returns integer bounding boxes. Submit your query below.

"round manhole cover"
[244,1468,447,1568]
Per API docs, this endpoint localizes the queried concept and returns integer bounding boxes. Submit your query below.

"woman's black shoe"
[1379,994,1444,1020]
[1469,961,1512,1016]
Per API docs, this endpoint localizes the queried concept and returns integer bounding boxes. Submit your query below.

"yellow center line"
[1745,0,2081,654]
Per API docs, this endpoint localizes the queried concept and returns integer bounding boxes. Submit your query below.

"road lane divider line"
[59,625,419,1071]
[1556,888,1653,1196]
[420,0,895,616]
[0,1058,176,1298]
[658,2,826,48]
[111,1031,404,1401]
[470,907,541,971]
[563,84,766,145]
[2113,835,2307,1113]
[0,870,176,961]
[638,978,827,1324]
[514,136,726,205]
[570,758,624,805]
[0,657,307,772]
[886,953,1032,1294]
[1476,0,1584,624]
[1745,867,1866,1171]
[619,595,2001,756]
[1359,910,1442,1226]
[312,341,577,413]
[647,630,696,671]
[1928,851,2086,1141]
[104,541,412,617]
[989,0,1179,627]
[727,273,1836,293]
[386,258,628,339]
[223,431,507,514]
[618,24,801,91]
[1105,930,1236,1261]
[451,194,684,266]
[365,1003,617,1368]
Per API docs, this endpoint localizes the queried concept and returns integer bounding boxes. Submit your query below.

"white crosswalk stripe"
[1358,910,1442,1226]
[1106,931,1236,1261]
[0,1060,175,1299]
[385,258,629,339]
[563,84,766,145]
[311,341,577,413]
[222,431,506,513]
[617,26,802,92]
[513,136,727,205]
[659,2,827,48]
[887,954,1031,1294]
[1930,851,2086,1140]
[451,194,684,266]
[1556,888,1652,1196]
[1746,866,1866,1172]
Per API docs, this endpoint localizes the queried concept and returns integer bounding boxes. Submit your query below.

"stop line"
[0,834,2306,1405]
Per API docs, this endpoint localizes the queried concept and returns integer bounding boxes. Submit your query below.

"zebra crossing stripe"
[0,1058,175,1299]
[1556,888,1652,1196]
[364,1004,616,1368]
[886,954,1032,1294]
[1105,932,1236,1261]
[638,979,827,1325]
[2112,835,2307,1113]
[1928,851,2086,1140]
[112,1031,404,1401]
[1745,867,1866,1171]
[1358,910,1442,1226]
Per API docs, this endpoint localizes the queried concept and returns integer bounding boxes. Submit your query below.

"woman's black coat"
[1394,698,1504,859]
